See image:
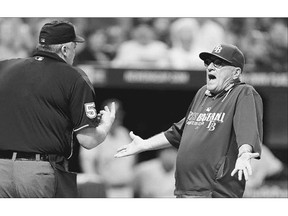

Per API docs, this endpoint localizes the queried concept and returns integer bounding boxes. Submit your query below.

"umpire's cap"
[199,44,245,70]
[39,20,85,45]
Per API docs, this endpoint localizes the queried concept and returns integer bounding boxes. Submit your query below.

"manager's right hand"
[114,131,146,158]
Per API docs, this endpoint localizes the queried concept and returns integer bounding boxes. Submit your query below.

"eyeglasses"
[204,58,232,69]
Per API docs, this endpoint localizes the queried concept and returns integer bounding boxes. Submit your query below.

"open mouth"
[208,74,216,81]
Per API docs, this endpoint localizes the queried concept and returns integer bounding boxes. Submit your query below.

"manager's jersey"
[0,51,98,157]
[164,82,263,197]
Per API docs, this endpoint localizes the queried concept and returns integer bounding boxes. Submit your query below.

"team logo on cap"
[213,45,222,53]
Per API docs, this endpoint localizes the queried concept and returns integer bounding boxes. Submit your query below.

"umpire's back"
[0,55,83,156]
[0,20,110,198]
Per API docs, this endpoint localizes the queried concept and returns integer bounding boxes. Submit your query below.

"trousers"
[0,158,55,198]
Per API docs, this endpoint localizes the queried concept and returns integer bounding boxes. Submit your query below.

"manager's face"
[204,57,238,94]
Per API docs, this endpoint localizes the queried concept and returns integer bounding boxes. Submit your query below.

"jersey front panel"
[164,83,263,197]
[0,51,98,157]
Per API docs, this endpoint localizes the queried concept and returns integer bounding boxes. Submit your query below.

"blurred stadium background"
[0,17,287,198]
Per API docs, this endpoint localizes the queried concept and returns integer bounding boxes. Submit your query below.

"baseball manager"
[115,44,263,198]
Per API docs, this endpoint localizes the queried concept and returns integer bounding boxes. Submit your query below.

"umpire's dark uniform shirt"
[0,51,98,158]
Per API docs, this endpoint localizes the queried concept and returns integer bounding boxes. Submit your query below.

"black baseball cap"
[199,44,245,70]
[39,20,85,45]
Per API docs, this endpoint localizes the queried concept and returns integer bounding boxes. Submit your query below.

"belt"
[0,151,49,161]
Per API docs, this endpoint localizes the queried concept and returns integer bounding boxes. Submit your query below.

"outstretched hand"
[231,152,259,181]
[114,131,146,158]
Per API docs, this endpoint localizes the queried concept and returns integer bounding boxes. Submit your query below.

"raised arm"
[76,102,116,149]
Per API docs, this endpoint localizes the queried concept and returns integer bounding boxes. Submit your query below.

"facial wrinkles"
[221,73,234,89]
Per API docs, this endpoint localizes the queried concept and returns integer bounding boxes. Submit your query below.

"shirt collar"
[205,79,242,98]
[32,50,66,63]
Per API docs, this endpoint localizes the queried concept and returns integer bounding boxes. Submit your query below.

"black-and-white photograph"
[0,1,287,215]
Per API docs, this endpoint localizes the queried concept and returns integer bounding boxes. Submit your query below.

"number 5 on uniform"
[84,102,97,119]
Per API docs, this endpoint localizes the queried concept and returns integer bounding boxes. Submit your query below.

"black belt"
[0,151,49,161]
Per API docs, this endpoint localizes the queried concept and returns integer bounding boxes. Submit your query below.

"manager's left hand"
[231,152,259,181]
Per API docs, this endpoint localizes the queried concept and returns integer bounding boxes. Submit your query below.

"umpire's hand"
[231,152,260,181]
[98,102,116,129]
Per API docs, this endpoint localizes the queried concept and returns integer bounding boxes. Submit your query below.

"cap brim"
[73,35,85,43]
[199,52,232,64]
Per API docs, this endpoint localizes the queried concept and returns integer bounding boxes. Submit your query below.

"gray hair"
[36,43,63,54]
[36,41,73,54]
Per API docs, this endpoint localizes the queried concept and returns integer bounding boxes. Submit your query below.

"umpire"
[0,20,115,198]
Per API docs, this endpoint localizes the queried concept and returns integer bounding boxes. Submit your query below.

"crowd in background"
[0,17,287,73]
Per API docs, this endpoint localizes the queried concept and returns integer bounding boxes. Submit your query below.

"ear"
[233,67,241,79]
[61,45,67,55]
